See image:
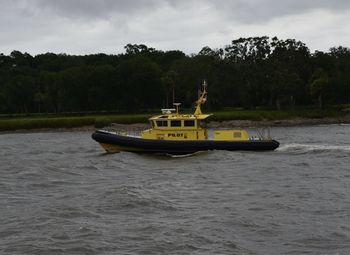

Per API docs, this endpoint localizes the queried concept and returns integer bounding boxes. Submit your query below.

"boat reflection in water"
[92,81,279,154]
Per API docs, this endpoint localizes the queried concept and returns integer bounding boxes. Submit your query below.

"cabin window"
[151,121,155,128]
[156,120,168,127]
[184,120,195,127]
[234,132,242,138]
[170,120,181,127]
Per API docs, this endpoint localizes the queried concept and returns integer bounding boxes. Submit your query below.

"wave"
[99,186,178,212]
[277,143,350,154]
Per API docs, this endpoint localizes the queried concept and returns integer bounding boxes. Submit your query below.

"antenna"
[203,79,207,90]
[198,80,207,100]
[172,84,175,105]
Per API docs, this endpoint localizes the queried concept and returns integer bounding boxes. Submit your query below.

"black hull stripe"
[92,131,280,153]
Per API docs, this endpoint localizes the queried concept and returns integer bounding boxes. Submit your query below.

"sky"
[0,0,349,55]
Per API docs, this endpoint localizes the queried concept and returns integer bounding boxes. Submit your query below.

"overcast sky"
[0,0,349,55]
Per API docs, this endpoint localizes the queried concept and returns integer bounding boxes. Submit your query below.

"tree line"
[0,36,349,114]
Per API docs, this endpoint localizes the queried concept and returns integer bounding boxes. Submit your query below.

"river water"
[0,125,350,255]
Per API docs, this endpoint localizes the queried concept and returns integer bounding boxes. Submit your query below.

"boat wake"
[277,143,350,154]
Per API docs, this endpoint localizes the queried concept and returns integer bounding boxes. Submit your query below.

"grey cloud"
[31,0,162,19]
[14,0,350,23]
[211,0,350,23]
[3,0,350,24]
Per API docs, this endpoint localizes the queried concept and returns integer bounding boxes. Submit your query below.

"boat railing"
[256,127,272,140]
[101,123,147,137]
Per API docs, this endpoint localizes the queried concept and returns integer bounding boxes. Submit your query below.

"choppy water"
[1,125,350,255]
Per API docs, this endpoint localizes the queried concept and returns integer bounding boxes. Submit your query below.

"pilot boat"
[92,82,279,154]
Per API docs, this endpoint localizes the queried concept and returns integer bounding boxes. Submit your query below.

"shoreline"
[207,116,350,128]
[1,116,349,134]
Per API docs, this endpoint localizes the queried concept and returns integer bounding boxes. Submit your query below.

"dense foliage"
[0,37,349,114]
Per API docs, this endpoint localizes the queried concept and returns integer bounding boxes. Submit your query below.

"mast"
[194,80,207,115]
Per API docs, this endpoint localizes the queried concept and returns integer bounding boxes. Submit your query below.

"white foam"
[277,143,350,153]
[165,151,205,158]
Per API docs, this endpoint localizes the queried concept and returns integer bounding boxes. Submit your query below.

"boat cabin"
[142,106,211,140]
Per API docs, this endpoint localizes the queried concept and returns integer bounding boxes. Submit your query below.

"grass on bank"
[211,108,346,121]
[0,114,151,131]
[0,108,348,131]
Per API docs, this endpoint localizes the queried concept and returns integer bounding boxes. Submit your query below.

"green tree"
[4,74,36,113]
[310,68,329,108]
